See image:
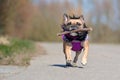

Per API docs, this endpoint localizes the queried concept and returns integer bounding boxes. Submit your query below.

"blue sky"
[32,0,77,5]
[32,0,96,13]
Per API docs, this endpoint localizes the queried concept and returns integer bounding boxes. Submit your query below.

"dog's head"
[63,13,86,31]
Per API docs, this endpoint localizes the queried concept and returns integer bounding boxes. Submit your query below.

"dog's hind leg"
[63,41,72,66]
[72,51,81,67]
[81,40,89,66]
[73,51,81,63]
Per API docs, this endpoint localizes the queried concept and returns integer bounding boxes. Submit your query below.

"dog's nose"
[70,26,78,30]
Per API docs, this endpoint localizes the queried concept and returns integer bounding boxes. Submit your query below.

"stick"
[57,28,92,36]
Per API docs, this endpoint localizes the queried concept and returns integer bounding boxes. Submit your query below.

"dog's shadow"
[50,64,84,68]
[51,64,67,68]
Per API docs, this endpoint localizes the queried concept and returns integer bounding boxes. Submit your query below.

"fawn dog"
[60,14,92,67]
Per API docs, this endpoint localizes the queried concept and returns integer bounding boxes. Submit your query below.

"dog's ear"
[63,13,69,23]
[80,15,88,28]
[80,15,84,20]
[80,15,85,24]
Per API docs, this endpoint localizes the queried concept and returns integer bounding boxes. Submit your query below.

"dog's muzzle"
[69,26,78,31]
[69,26,78,36]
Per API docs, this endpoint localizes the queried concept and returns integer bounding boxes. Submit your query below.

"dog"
[61,13,92,67]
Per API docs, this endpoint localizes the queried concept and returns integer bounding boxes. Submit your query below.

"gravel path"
[1,43,120,80]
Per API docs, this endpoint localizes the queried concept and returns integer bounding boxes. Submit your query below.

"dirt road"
[2,43,120,80]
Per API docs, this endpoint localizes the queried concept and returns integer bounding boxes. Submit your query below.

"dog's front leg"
[81,40,89,66]
[63,41,72,66]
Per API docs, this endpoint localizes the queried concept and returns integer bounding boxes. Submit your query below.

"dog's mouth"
[68,25,79,36]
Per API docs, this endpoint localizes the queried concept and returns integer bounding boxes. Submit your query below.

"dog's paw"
[71,62,78,67]
[66,60,72,66]
[81,62,87,66]
[81,59,87,66]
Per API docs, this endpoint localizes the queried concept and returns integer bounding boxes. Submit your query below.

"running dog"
[60,14,92,67]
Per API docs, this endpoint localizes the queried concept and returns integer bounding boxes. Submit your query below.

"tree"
[0,0,33,38]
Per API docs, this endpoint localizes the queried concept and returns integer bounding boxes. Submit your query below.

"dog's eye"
[67,22,71,25]
[76,22,81,26]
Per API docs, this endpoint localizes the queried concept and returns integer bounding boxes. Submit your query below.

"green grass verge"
[0,38,35,66]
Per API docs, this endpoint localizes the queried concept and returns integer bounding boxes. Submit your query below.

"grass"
[0,38,36,66]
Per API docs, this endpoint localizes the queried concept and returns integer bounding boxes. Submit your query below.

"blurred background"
[0,0,120,43]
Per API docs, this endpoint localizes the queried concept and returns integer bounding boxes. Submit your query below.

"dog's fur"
[62,14,91,66]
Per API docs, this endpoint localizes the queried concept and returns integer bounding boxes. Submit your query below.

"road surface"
[1,43,120,80]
